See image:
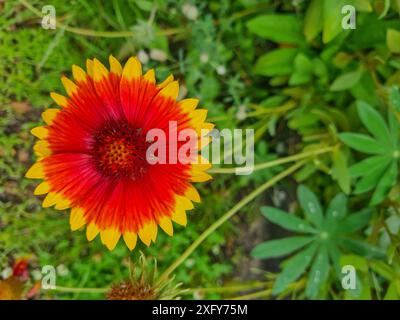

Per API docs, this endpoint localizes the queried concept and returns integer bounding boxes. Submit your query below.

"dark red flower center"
[91,120,150,180]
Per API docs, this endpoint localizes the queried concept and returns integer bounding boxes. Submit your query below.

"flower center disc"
[92,120,150,180]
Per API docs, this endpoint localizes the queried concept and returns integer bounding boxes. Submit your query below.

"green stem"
[18,0,181,38]
[208,101,296,122]
[51,286,108,293]
[229,289,272,300]
[156,160,307,285]
[209,145,337,174]
[184,281,270,295]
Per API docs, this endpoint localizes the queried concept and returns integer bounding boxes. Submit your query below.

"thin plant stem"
[209,145,337,174]
[18,0,181,38]
[51,286,108,293]
[229,289,272,300]
[156,160,307,285]
[184,281,271,294]
[208,101,296,122]
[18,0,267,39]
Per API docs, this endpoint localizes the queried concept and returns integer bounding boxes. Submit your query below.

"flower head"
[26,56,213,250]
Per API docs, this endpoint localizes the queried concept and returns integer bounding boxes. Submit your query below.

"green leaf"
[339,133,388,154]
[349,155,391,178]
[339,208,372,234]
[304,0,323,42]
[247,14,304,45]
[389,87,400,146]
[251,236,314,259]
[305,246,330,298]
[389,87,400,112]
[327,242,342,276]
[340,254,368,272]
[354,158,392,194]
[289,54,314,85]
[253,48,298,77]
[370,260,394,280]
[326,193,347,223]
[339,238,385,259]
[323,0,349,43]
[261,206,316,233]
[370,160,398,205]
[353,0,373,12]
[331,149,351,194]
[272,243,318,294]
[378,0,391,19]
[357,101,391,146]
[297,185,324,227]
[387,29,400,53]
[388,112,399,148]
[330,69,363,91]
[384,282,399,300]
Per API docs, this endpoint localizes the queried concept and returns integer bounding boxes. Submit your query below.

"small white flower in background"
[182,3,199,21]
[178,84,188,100]
[236,104,247,121]
[56,264,69,277]
[193,291,203,300]
[292,0,304,7]
[150,49,167,62]
[32,269,43,281]
[216,65,226,76]
[137,50,149,64]
[185,258,195,268]
[1,267,12,279]
[212,245,220,255]
[200,52,209,63]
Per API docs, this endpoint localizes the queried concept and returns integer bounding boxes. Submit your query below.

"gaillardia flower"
[26,56,213,250]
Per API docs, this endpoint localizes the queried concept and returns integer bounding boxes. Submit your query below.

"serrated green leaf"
[357,101,392,147]
[297,185,324,227]
[339,208,372,233]
[251,236,314,259]
[247,14,305,45]
[339,133,388,154]
[261,206,316,233]
[370,160,398,205]
[272,243,318,294]
[306,246,330,298]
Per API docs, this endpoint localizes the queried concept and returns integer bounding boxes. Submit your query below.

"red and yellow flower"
[26,56,213,250]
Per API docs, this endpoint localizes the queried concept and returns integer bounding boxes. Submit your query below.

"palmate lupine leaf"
[251,236,314,259]
[297,185,324,227]
[261,207,316,233]
[253,185,380,298]
[272,243,318,295]
[305,246,329,298]
[340,100,399,205]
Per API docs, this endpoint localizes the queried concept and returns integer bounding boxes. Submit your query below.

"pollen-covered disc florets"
[92,120,150,180]
[26,55,214,250]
